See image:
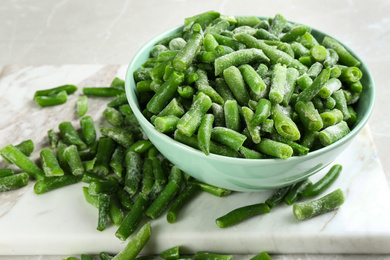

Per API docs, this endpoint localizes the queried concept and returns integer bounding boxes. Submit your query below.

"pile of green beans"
[134,12,363,159]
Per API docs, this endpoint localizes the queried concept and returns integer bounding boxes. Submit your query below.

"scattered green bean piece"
[167,183,200,224]
[0,173,29,191]
[223,65,250,106]
[82,187,124,226]
[107,93,128,108]
[83,87,124,97]
[242,107,261,144]
[47,129,60,148]
[0,169,14,178]
[99,252,114,260]
[146,166,183,219]
[109,146,125,178]
[59,121,87,151]
[115,192,149,241]
[293,189,345,221]
[76,95,88,117]
[302,164,342,197]
[93,137,116,177]
[113,222,151,260]
[0,144,44,180]
[141,158,154,196]
[188,180,231,197]
[155,115,180,134]
[97,193,110,231]
[99,127,134,148]
[265,186,292,208]
[216,202,270,228]
[34,90,68,107]
[295,101,323,131]
[124,151,143,197]
[34,175,78,194]
[160,246,180,260]
[271,104,300,141]
[224,100,240,132]
[103,107,124,127]
[128,140,153,154]
[284,179,312,205]
[80,116,96,146]
[40,148,64,177]
[34,84,77,97]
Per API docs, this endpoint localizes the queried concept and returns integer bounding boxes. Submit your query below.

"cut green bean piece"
[223,66,250,106]
[294,189,345,221]
[239,146,267,159]
[99,252,113,260]
[103,107,124,128]
[0,173,29,191]
[271,104,300,141]
[216,203,270,228]
[160,246,180,260]
[47,129,59,149]
[265,186,292,208]
[310,45,327,62]
[212,103,225,127]
[113,222,151,260]
[251,99,271,126]
[110,146,125,178]
[88,180,119,195]
[83,87,124,97]
[324,48,339,68]
[302,164,342,197]
[0,169,14,178]
[255,138,293,159]
[147,71,185,114]
[34,175,78,194]
[255,28,279,41]
[59,121,87,151]
[174,130,239,158]
[284,179,312,205]
[307,62,323,79]
[173,30,203,72]
[167,183,200,224]
[115,192,149,241]
[215,48,269,76]
[97,193,110,231]
[99,127,134,148]
[177,92,212,137]
[295,101,323,131]
[269,63,287,104]
[141,158,154,196]
[211,33,246,51]
[0,144,44,180]
[34,84,77,97]
[338,66,362,83]
[242,107,261,144]
[280,24,310,42]
[224,100,240,132]
[195,69,224,105]
[82,171,105,184]
[322,36,361,67]
[300,130,319,149]
[40,148,64,177]
[319,121,350,146]
[157,98,185,118]
[198,114,214,155]
[215,78,235,102]
[188,180,231,197]
[320,109,343,128]
[76,95,88,117]
[296,68,330,102]
[128,140,153,154]
[269,13,287,35]
[177,85,195,99]
[93,138,115,177]
[14,139,34,158]
[146,166,182,219]
[80,116,96,146]
[239,64,266,96]
[82,187,123,226]
[124,151,142,197]
[270,132,309,156]
[298,32,319,49]
[211,127,247,151]
[34,90,68,107]
[318,78,342,98]
[332,90,351,120]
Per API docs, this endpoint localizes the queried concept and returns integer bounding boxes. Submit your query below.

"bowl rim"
[125,17,376,165]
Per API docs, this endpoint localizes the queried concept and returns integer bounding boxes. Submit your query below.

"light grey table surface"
[1,0,389,259]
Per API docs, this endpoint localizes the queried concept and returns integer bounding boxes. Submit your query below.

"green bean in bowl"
[125,11,375,192]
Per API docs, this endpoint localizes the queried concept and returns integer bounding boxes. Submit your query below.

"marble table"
[0,65,389,259]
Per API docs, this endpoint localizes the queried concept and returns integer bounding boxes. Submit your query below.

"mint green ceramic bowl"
[125,22,375,192]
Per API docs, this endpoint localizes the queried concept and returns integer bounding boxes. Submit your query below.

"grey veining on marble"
[0,65,389,257]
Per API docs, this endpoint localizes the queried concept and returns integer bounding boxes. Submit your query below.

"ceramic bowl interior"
[125,19,375,192]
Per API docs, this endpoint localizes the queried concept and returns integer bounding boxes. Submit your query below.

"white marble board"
[0,65,389,255]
